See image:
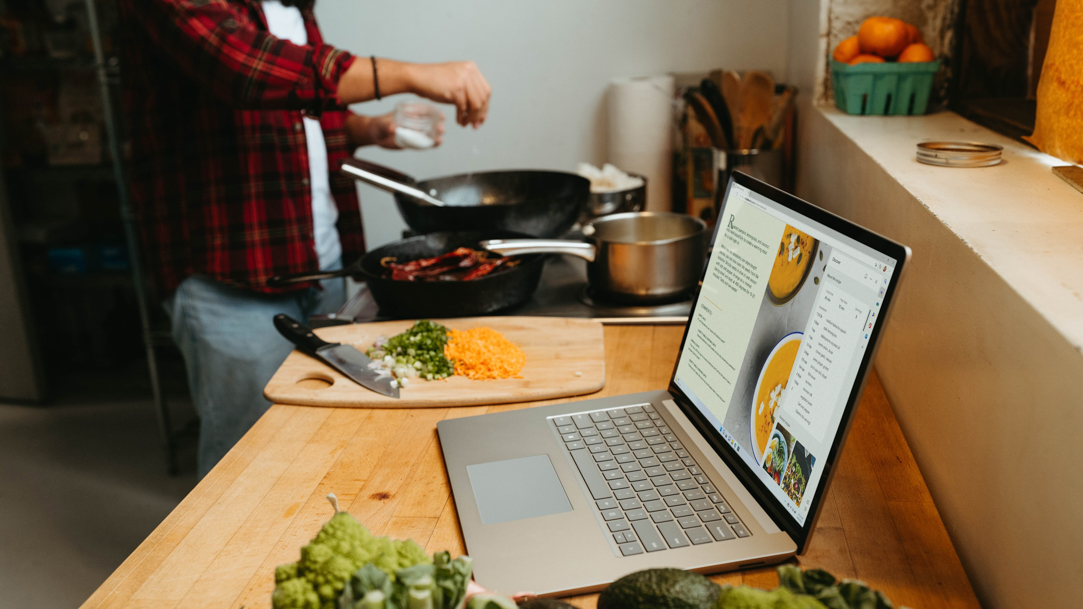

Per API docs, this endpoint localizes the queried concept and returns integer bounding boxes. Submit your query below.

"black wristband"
[371,55,381,100]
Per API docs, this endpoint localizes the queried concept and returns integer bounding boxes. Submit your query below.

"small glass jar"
[393,102,439,149]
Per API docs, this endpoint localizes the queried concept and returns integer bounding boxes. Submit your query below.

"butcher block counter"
[81,325,980,609]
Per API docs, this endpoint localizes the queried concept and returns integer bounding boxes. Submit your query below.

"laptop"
[437,171,911,596]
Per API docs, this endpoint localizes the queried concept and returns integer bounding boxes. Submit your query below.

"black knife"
[273,314,400,399]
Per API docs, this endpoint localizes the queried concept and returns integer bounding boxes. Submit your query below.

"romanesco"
[272,577,320,609]
[277,562,300,583]
[272,495,433,609]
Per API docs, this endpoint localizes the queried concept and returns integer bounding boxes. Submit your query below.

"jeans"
[165,264,345,478]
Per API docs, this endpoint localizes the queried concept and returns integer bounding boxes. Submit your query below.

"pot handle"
[480,239,597,262]
[340,158,446,207]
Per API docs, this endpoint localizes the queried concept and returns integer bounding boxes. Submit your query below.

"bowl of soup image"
[766,226,818,305]
[750,332,802,464]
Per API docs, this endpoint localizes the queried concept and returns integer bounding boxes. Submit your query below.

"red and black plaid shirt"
[119,0,366,295]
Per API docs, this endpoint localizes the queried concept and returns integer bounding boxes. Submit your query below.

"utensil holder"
[711,148,784,219]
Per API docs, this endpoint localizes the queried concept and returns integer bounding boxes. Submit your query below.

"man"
[119,0,491,477]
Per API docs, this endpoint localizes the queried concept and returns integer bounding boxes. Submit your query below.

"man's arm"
[122,0,352,113]
[122,0,490,124]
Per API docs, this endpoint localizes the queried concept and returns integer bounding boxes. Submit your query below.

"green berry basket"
[831,59,940,115]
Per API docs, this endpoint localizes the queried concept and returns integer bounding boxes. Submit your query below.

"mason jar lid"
[916,141,1003,167]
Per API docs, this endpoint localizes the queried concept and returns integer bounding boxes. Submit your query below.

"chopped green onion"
[367,320,454,384]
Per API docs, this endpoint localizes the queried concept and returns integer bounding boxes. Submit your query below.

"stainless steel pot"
[481,212,707,304]
[579,174,647,224]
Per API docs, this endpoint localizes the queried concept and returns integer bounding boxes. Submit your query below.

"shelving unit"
[0,0,185,473]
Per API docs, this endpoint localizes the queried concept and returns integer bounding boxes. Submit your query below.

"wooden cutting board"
[264,317,606,408]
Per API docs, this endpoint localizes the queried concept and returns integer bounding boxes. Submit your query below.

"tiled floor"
[0,362,198,608]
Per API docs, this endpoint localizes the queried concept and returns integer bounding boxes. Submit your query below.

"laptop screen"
[672,176,899,528]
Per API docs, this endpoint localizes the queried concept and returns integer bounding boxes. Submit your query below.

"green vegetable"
[340,564,393,609]
[272,577,321,609]
[432,551,473,609]
[775,566,893,609]
[464,593,518,609]
[715,586,827,609]
[272,495,432,609]
[339,549,485,609]
[598,568,721,609]
[368,320,455,383]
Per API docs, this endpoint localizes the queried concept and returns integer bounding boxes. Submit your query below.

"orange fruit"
[849,54,886,65]
[904,23,924,45]
[858,16,910,58]
[898,42,935,63]
[833,35,861,63]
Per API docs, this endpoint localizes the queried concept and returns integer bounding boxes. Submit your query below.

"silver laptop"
[438,172,910,596]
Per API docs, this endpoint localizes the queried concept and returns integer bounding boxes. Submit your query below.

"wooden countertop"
[82,325,980,609]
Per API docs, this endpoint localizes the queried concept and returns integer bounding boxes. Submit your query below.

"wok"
[341,158,589,238]
[268,231,546,319]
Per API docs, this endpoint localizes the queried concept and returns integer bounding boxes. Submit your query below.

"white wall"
[785,3,1083,607]
[315,0,791,248]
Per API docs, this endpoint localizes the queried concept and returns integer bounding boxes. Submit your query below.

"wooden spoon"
[684,91,728,149]
[738,71,774,149]
[721,70,742,125]
[764,86,796,149]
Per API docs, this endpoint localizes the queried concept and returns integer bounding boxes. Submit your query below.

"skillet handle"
[340,158,445,207]
[480,239,597,262]
[267,268,350,288]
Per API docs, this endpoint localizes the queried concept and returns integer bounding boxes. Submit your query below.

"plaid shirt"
[119,0,365,295]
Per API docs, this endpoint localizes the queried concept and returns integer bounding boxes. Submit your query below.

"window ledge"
[815,105,1083,353]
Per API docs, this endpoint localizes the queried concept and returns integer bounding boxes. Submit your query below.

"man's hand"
[407,61,491,128]
[337,59,490,129]
[346,111,446,150]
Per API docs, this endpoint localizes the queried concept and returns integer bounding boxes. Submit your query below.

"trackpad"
[467,455,573,525]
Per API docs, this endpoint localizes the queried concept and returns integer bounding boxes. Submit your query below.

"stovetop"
[316,256,692,327]
[503,256,692,324]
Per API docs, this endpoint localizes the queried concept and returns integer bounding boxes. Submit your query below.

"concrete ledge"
[794,104,1083,609]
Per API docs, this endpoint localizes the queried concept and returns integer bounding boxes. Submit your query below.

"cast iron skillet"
[341,158,590,238]
[267,231,546,319]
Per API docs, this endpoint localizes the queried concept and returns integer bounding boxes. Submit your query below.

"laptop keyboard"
[550,403,750,557]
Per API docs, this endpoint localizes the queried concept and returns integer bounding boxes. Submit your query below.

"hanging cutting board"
[264,317,606,408]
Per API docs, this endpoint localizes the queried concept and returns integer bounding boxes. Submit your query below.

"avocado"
[598,568,721,609]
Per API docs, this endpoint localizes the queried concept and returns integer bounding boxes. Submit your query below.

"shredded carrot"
[445,327,525,380]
